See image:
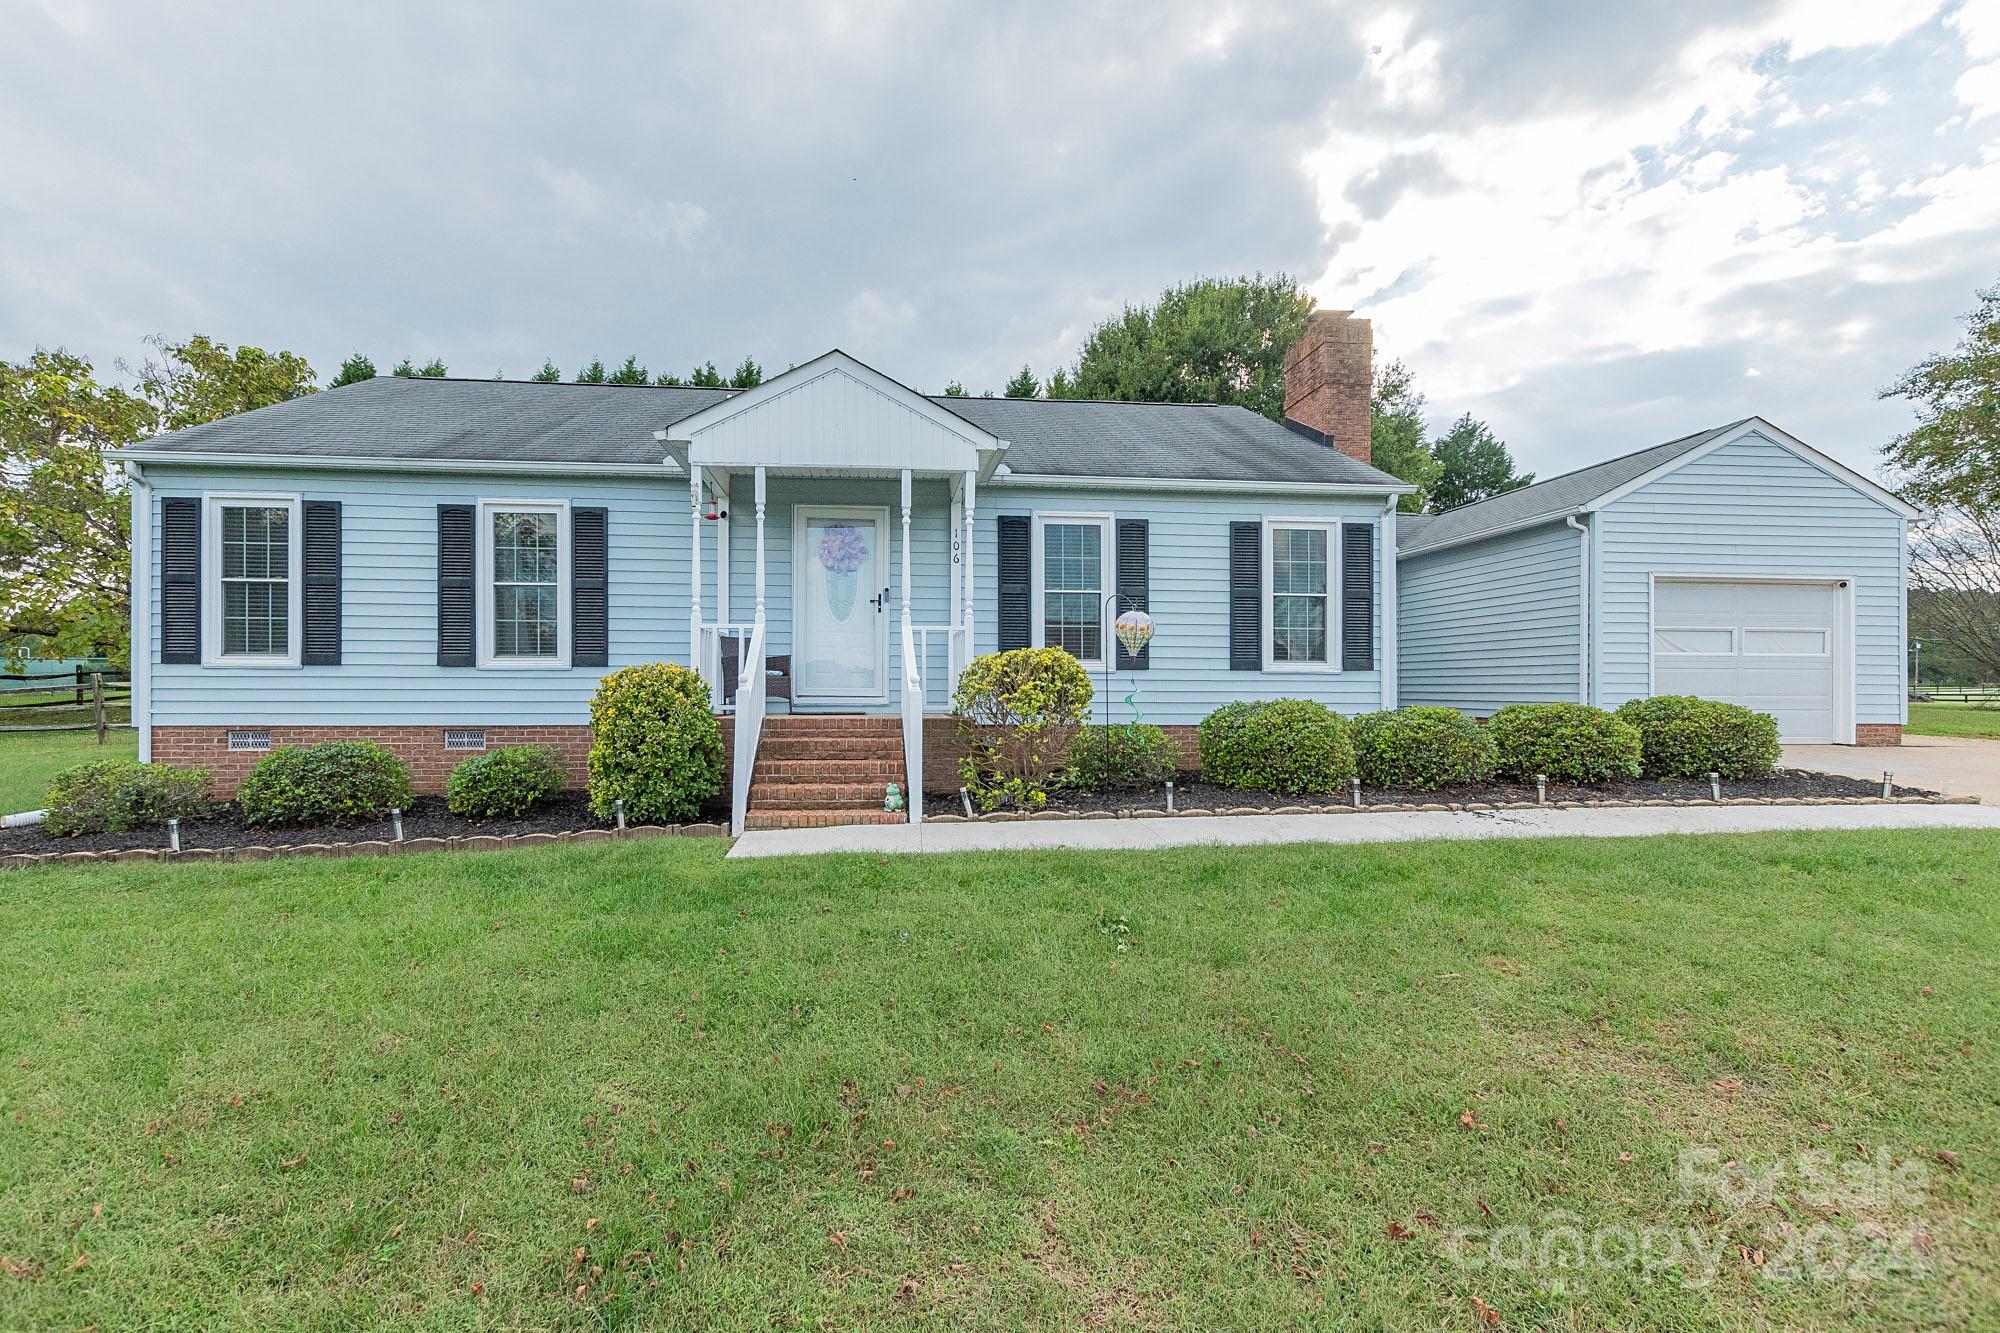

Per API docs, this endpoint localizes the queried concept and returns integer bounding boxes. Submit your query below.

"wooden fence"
[0,666,134,740]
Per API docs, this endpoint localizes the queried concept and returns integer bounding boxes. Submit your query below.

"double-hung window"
[204,494,301,666]
[478,500,569,667]
[1033,513,1112,669]
[1263,518,1337,670]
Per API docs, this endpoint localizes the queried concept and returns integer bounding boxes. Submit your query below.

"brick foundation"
[152,725,597,796]
[1854,724,1902,747]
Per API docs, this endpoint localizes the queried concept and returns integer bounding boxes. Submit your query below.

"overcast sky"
[5,0,1998,480]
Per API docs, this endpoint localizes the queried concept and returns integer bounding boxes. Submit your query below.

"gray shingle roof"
[1396,419,1752,554]
[125,374,1408,488]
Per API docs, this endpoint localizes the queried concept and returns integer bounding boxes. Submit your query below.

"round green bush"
[1486,703,1641,785]
[1352,706,1494,789]
[446,744,569,819]
[952,647,1094,809]
[1615,695,1781,779]
[237,741,413,826]
[588,662,725,824]
[43,759,214,837]
[1064,722,1180,793]
[1196,698,1355,795]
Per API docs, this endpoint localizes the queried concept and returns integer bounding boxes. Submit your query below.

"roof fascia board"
[987,472,1415,497]
[1397,509,1577,558]
[1584,418,1920,519]
[112,449,681,478]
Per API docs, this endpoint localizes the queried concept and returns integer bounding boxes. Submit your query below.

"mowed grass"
[2,832,1996,1329]
[1908,700,2000,739]
[0,728,135,814]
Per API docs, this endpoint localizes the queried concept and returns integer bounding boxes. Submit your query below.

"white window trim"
[1261,516,1343,673]
[477,498,571,669]
[1652,626,1739,656]
[201,492,302,668]
[1031,511,1114,673]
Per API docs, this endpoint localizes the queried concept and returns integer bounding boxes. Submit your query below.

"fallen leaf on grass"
[1458,1110,1477,1129]
[1617,1152,1634,1163]
[1477,1199,1494,1219]
[1471,1295,1501,1325]
[1936,1150,1960,1170]
[828,1231,849,1254]
[1711,1077,1742,1093]
[281,1151,308,1169]
[585,1218,599,1231]
[1386,1222,1413,1242]
[69,1253,89,1271]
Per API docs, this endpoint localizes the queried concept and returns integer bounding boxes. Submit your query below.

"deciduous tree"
[1428,413,1533,511]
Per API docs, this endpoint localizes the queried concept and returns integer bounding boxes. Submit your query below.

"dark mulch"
[924,768,1937,818]
[1,791,728,855]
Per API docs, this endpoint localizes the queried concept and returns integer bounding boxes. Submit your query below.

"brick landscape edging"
[926,793,1981,823]
[0,822,725,873]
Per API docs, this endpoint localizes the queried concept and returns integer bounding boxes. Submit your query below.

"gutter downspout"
[1566,513,1590,705]
[125,462,152,762]
[1380,494,1399,709]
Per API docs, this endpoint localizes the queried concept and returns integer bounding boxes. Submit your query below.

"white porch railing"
[900,620,924,826]
[729,618,768,836]
[696,622,758,712]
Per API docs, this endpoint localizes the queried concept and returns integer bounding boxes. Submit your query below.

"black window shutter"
[572,505,609,668]
[1228,520,1261,670]
[301,500,342,666]
[436,504,475,667]
[1115,518,1149,670]
[997,514,1031,651]
[159,497,201,664]
[1341,522,1375,671]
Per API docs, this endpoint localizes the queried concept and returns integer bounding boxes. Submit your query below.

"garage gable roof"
[1398,417,1917,555]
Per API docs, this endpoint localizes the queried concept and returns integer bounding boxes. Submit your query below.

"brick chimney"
[1282,310,1374,464]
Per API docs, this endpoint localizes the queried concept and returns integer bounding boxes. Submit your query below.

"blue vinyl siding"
[1397,521,1581,715]
[975,486,1387,724]
[1595,431,1907,724]
[147,467,1390,728]
[147,466,699,727]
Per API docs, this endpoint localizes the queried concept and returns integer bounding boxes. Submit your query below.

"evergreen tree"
[330,352,376,387]
[575,359,607,384]
[688,361,725,388]
[729,357,763,389]
[606,355,649,385]
[941,380,966,397]
[530,360,562,383]
[1003,365,1040,398]
[1428,414,1533,511]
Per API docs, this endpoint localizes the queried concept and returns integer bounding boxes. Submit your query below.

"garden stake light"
[1710,771,1722,801]
[1882,771,1894,799]
[1536,774,1547,805]
[614,798,626,830]
[391,808,404,841]
[959,786,974,818]
[1164,779,1175,813]
[1350,777,1361,809]
[167,818,179,853]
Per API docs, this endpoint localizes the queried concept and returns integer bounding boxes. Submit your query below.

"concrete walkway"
[727,801,2000,858]
[1784,735,2000,807]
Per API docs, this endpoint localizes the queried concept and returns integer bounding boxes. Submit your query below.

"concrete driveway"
[1785,734,2000,805]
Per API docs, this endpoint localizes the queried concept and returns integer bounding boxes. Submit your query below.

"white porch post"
[899,469,913,637]
[753,466,767,622]
[961,469,976,661]
[715,473,730,629]
[948,490,963,679]
[688,467,703,672]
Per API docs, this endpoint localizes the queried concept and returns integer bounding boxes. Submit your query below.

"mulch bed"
[0,792,728,858]
[924,768,1942,819]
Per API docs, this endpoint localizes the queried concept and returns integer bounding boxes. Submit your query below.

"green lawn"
[1909,700,2000,739]
[0,728,136,813]
[2,833,1995,1328]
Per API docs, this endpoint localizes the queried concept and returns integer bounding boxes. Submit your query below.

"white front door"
[794,506,889,703]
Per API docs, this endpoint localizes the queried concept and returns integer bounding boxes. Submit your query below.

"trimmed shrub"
[1196,698,1355,795]
[446,744,569,819]
[1352,706,1494,789]
[1064,723,1180,793]
[43,759,213,837]
[588,662,725,824]
[952,648,1094,809]
[1486,703,1641,786]
[1616,695,1781,779]
[237,741,413,826]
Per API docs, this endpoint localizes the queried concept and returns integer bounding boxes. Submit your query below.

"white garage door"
[1653,580,1840,743]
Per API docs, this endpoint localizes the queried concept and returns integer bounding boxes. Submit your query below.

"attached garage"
[1651,578,1847,744]
[1397,417,1917,746]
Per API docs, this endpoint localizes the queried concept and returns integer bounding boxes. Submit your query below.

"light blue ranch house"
[115,311,1914,833]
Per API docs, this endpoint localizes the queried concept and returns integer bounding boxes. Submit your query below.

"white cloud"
[1954,60,2000,118]
[1950,0,2000,57]
[1360,10,1443,108]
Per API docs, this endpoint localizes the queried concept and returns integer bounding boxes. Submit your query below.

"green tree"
[1003,365,1041,398]
[0,350,156,662]
[941,380,966,397]
[1370,360,1442,512]
[1883,281,2000,679]
[392,358,447,379]
[1427,414,1533,511]
[1056,273,1313,421]
[688,361,725,388]
[729,357,763,389]
[530,360,562,383]
[654,370,684,386]
[138,334,317,431]
[329,352,376,388]
[1045,368,1074,399]
[606,355,649,386]
[575,359,608,384]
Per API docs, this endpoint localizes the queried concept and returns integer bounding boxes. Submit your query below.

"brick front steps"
[743,714,910,830]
